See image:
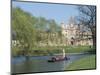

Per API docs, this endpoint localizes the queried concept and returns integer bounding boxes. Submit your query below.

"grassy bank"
[64,46,92,53]
[12,46,95,56]
[31,46,93,56]
[66,55,96,70]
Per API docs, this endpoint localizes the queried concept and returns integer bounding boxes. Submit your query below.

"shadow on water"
[11,54,94,74]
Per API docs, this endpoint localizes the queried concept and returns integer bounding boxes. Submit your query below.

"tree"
[12,7,37,56]
[77,5,96,47]
[47,19,62,45]
[12,7,61,56]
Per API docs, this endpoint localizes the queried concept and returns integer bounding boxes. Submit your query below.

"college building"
[61,21,93,46]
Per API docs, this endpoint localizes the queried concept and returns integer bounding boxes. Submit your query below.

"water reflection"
[12,54,92,74]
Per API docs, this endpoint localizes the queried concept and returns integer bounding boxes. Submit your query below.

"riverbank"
[12,46,95,57]
[65,55,96,70]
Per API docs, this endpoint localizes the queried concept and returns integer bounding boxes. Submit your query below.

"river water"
[11,53,93,74]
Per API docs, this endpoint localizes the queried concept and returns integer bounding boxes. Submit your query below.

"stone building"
[61,22,93,46]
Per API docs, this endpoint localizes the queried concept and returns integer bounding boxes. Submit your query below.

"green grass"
[32,46,92,53]
[12,46,95,56]
[32,46,93,55]
[64,46,91,53]
[66,55,96,70]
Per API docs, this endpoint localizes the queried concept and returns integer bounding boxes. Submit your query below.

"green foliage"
[12,7,37,55]
[12,46,20,56]
[12,7,62,56]
[35,17,48,31]
[48,19,61,32]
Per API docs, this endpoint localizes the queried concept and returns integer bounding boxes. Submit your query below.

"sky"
[12,1,79,25]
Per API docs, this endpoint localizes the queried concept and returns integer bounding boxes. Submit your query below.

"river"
[11,53,93,74]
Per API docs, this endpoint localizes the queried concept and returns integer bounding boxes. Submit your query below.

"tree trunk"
[92,31,96,47]
[24,45,30,60]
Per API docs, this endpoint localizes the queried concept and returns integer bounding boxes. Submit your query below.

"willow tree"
[12,7,37,56]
